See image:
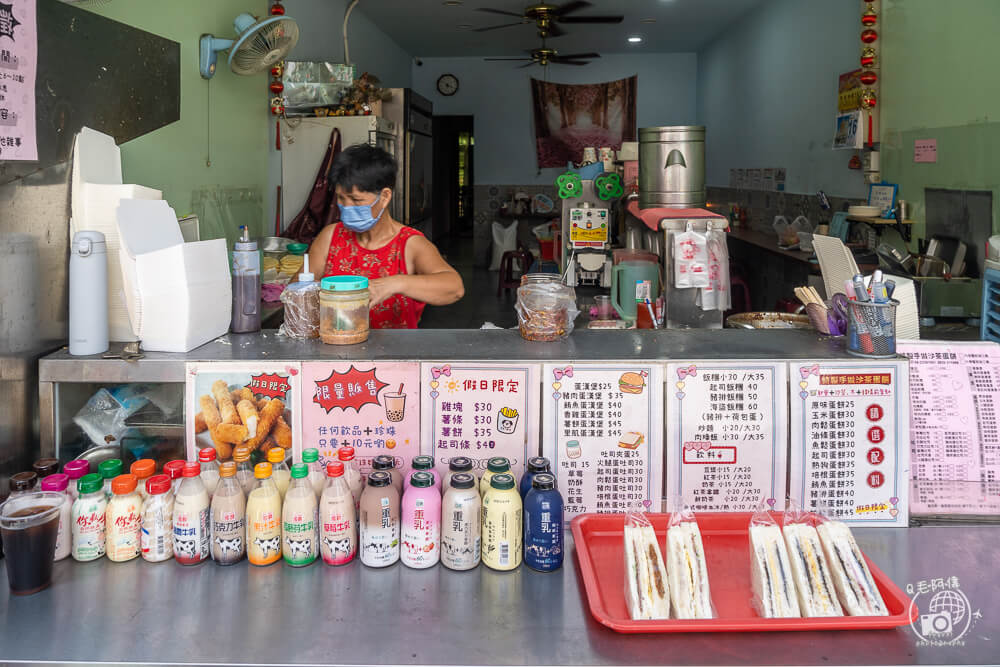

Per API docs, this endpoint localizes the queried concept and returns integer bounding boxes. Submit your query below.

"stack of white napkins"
[71,127,162,342]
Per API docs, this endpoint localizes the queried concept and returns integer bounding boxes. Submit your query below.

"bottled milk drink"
[163,460,186,494]
[172,462,210,565]
[71,473,107,561]
[141,474,174,563]
[404,456,440,493]
[482,473,522,571]
[302,448,326,498]
[480,457,511,497]
[338,446,363,510]
[282,463,318,567]
[319,462,357,565]
[199,448,221,498]
[443,456,475,490]
[441,473,481,571]
[39,474,72,561]
[400,471,440,569]
[233,446,255,496]
[246,462,282,566]
[371,455,403,493]
[523,473,563,572]
[519,456,551,499]
[211,462,246,565]
[98,459,122,501]
[63,460,90,501]
[129,459,156,503]
[105,474,142,562]
[268,447,291,500]
[359,471,400,567]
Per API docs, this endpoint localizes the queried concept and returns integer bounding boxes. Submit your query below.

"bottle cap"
[198,448,217,463]
[372,455,395,471]
[267,447,286,464]
[32,458,60,478]
[182,462,201,478]
[410,471,434,488]
[232,446,251,463]
[489,473,515,490]
[337,446,356,462]
[219,462,237,478]
[146,474,171,495]
[448,456,473,473]
[321,275,369,292]
[163,460,186,480]
[367,471,391,487]
[254,462,273,479]
[411,455,434,470]
[527,456,551,474]
[40,473,69,492]
[487,457,511,473]
[111,474,138,495]
[531,473,556,491]
[77,473,103,495]
[130,459,156,479]
[302,448,319,463]
[287,242,309,256]
[9,471,37,493]
[449,473,476,490]
[326,462,345,478]
[290,463,309,479]
[63,460,90,480]
[99,459,123,480]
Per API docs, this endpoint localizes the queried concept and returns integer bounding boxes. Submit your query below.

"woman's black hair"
[328,143,397,194]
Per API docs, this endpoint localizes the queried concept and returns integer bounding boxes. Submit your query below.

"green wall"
[881,0,1000,244]
[85,0,268,222]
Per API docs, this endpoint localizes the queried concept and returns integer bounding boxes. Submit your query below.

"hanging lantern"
[859,70,878,85]
[270,1,285,16]
[269,80,284,94]
[861,28,878,43]
[860,90,877,109]
[861,47,877,68]
[270,95,284,116]
[861,8,878,27]
[270,63,283,78]
[849,155,863,170]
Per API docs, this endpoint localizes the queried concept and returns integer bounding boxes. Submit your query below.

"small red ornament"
[270,2,285,16]
[859,70,878,85]
[861,8,878,27]
[269,80,284,94]
[271,104,284,116]
[861,28,878,43]
[270,64,283,78]
[860,89,877,109]
[861,47,877,68]
[849,155,863,170]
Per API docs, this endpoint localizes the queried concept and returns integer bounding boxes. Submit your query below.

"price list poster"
[789,361,910,527]
[898,341,1000,516]
[666,363,788,513]
[300,362,421,473]
[421,363,540,482]
[542,364,664,523]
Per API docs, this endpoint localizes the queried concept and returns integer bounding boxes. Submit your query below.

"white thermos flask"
[69,230,109,356]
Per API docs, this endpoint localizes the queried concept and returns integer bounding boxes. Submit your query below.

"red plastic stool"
[498,249,531,296]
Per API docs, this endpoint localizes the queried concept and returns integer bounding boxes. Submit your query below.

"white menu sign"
[789,361,910,527]
[542,363,663,523]
[665,362,788,512]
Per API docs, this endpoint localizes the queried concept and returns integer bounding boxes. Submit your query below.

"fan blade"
[558,15,624,24]
[554,1,591,15]
[484,57,533,61]
[477,8,526,18]
[553,52,600,60]
[551,59,589,66]
[543,22,566,37]
[517,62,537,68]
[474,21,527,32]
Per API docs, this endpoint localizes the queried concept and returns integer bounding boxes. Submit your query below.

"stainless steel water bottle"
[69,231,109,356]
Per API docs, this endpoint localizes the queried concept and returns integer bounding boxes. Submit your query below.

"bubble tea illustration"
[497,407,519,435]
[384,384,406,423]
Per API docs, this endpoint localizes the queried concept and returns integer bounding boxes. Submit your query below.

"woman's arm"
[306,224,335,279]
[368,235,464,307]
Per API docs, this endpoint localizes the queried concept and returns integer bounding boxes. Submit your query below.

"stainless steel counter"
[0,527,995,666]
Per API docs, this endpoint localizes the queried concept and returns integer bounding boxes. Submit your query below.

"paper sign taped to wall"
[0,0,38,160]
[914,139,937,163]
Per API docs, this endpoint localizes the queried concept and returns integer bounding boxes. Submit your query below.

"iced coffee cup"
[384,392,406,422]
[1,492,64,595]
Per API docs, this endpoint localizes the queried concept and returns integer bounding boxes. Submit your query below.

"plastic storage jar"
[320,275,371,345]
[516,274,579,342]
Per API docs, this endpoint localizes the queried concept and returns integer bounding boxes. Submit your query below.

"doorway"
[432,115,474,242]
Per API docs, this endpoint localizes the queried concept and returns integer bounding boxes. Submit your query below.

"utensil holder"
[846,300,898,358]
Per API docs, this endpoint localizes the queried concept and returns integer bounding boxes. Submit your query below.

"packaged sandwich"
[814,510,888,616]
[665,498,714,619]
[623,506,670,620]
[781,500,843,617]
[748,500,800,618]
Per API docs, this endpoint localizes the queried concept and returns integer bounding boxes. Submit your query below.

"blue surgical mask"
[338,194,386,233]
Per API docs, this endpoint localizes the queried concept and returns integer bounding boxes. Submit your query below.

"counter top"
[39,329,858,383]
[0,526,995,666]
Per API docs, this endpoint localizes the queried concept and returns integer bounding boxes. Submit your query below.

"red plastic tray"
[571,512,918,633]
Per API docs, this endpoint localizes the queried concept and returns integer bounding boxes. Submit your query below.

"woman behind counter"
[308,144,464,329]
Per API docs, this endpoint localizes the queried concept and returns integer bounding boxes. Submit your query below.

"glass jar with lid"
[319,275,371,345]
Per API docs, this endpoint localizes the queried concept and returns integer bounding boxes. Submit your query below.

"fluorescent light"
[639,18,656,24]
[627,36,643,43]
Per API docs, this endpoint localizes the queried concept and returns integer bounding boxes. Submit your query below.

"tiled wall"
[473,184,561,267]
[706,186,867,234]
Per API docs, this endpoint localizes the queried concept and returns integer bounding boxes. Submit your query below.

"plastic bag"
[489,220,518,271]
[623,506,670,620]
[698,228,732,312]
[748,499,801,618]
[515,279,579,341]
[781,499,843,617]
[665,497,715,619]
[73,385,150,447]
[812,502,888,617]
[278,280,320,339]
[673,224,709,289]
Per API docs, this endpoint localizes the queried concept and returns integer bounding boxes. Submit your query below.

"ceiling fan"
[485,46,601,68]
[475,1,624,38]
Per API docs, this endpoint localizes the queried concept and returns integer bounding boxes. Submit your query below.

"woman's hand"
[368,275,401,307]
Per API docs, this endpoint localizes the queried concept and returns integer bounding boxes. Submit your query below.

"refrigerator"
[382,89,434,236]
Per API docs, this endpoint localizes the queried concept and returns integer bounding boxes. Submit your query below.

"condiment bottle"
[246,462,282,566]
[98,459,123,500]
[302,448,325,498]
[404,455,440,493]
[482,473,522,571]
[199,447,220,498]
[71,473,107,561]
[338,446,363,509]
[401,471,440,569]
[319,275,370,345]
[130,459,156,502]
[173,462,210,565]
[232,446,255,495]
[441,473,481,571]
[523,473,563,572]
[231,225,261,334]
[105,474,142,562]
[141,474,174,563]
[319,462,356,565]
[480,457,511,497]
[8,471,38,497]
[211,461,246,565]
[519,456,551,499]
[268,447,291,499]
[444,456,475,490]
[40,473,72,561]
[164,459,186,494]
[63,460,90,501]
[282,463,318,567]
[279,254,320,339]
[372,454,402,493]
[359,470,400,568]
[32,457,60,479]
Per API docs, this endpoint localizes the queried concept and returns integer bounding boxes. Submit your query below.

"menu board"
[665,362,788,512]
[420,363,540,482]
[300,362,421,473]
[789,361,910,527]
[898,341,1000,515]
[541,364,664,523]
[185,362,302,463]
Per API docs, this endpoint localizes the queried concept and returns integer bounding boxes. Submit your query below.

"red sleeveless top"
[323,223,426,329]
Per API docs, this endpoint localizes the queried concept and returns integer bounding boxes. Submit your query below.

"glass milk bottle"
[232,446,255,495]
[246,462,282,566]
[71,473,107,561]
[359,471,400,568]
[338,446,363,509]
[401,471,440,569]
[105,474,143,562]
[173,463,210,565]
[199,447,221,498]
[141,474,174,563]
[302,448,326,498]
[441,473,481,571]
[319,462,357,566]
[282,463,318,567]
[482,473,522,571]
[39,474,72,561]
[268,447,291,500]
[211,462,247,565]
[163,459,186,494]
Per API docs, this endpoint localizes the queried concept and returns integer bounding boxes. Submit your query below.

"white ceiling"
[359,0,768,58]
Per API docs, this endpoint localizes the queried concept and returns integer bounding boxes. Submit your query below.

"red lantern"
[269,80,284,94]
[861,47,877,68]
[861,8,877,26]
[270,64,283,78]
[271,104,284,116]
[859,70,878,85]
[861,90,877,109]
[849,155,863,170]
[861,28,878,43]
[270,2,285,16]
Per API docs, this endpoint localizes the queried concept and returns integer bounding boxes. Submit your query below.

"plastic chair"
[498,247,531,296]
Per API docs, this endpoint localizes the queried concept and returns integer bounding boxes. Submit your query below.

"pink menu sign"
[0,0,37,160]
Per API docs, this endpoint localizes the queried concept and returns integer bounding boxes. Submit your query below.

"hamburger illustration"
[619,371,646,395]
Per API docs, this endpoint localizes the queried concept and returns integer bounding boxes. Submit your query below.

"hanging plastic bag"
[781,499,843,617]
[665,497,715,619]
[698,227,732,311]
[748,499,801,618]
[673,223,709,289]
[623,505,670,620]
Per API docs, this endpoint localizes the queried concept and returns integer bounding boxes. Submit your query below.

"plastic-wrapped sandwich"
[624,512,670,620]
[749,522,801,618]
[666,504,714,619]
[783,521,843,617]
[817,520,888,616]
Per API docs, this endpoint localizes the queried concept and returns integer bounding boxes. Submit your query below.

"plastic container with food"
[516,274,579,342]
[320,275,370,345]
